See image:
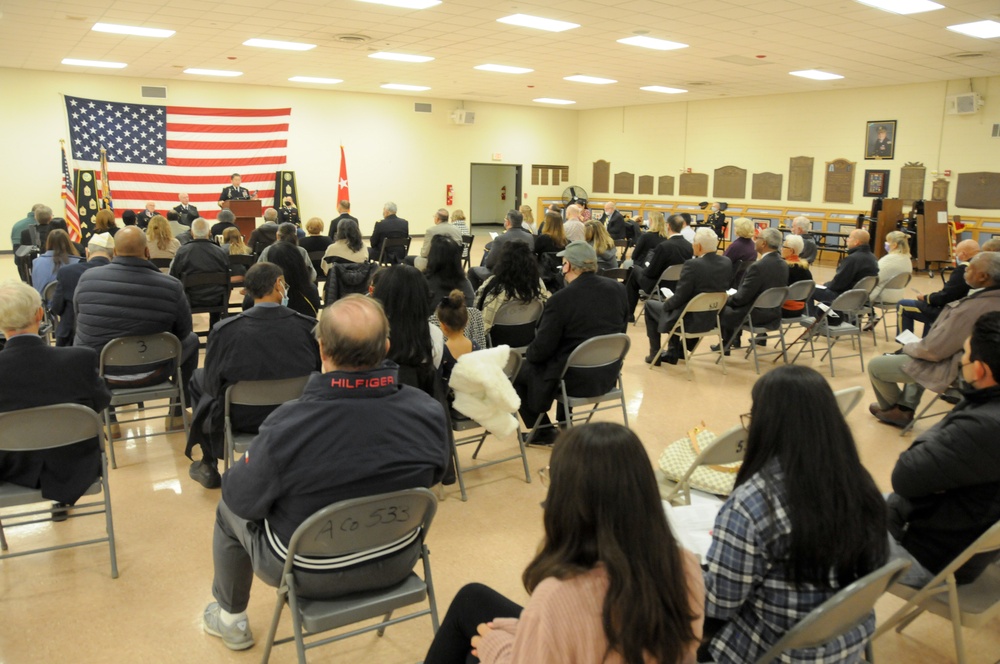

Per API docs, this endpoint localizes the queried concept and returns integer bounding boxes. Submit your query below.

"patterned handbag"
[658,422,741,497]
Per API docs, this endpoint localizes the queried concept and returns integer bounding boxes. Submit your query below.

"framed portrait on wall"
[865,120,896,160]
[864,169,890,197]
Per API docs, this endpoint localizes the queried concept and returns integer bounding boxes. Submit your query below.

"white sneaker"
[203,602,254,651]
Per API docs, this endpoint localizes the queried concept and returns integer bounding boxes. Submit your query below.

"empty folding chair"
[869,272,912,342]
[660,425,746,506]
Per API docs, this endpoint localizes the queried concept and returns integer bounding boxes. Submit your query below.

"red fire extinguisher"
[446,184,454,206]
[500,185,507,201]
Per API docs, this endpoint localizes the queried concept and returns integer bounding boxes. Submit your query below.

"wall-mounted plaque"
[898,162,925,205]
[752,172,783,200]
[614,172,635,194]
[956,172,1000,209]
[638,175,654,195]
[788,156,814,202]
[679,172,709,197]
[713,165,747,199]
[592,160,610,193]
[532,164,569,187]
[931,178,949,203]
[824,159,856,204]
[658,175,675,196]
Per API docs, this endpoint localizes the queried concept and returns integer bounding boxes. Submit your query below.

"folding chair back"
[99,331,181,370]
[307,251,327,283]
[833,386,864,416]
[853,274,879,295]
[662,425,746,504]
[489,299,543,352]
[150,257,172,271]
[614,237,629,262]
[829,288,869,316]
[461,234,474,269]
[600,267,629,281]
[785,279,816,303]
[228,253,256,270]
[634,263,684,327]
[872,271,911,303]
[224,375,311,469]
[377,236,411,266]
[657,291,729,381]
[756,558,910,664]
[40,280,59,343]
[727,287,789,373]
[751,285,789,311]
[662,263,684,283]
[556,333,631,429]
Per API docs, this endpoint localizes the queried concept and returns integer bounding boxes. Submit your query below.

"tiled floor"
[1,241,998,663]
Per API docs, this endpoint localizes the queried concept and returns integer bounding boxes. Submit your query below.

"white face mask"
[279,281,289,307]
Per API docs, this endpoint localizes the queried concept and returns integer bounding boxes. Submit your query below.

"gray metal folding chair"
[652,291,729,381]
[661,425,746,506]
[899,380,962,437]
[99,332,190,469]
[874,520,1000,664]
[460,234,474,270]
[259,488,439,664]
[487,299,544,355]
[804,289,869,377]
[869,272,912,343]
[721,286,790,373]
[833,386,865,416]
[0,404,118,578]
[223,375,312,471]
[556,333,631,429]
[755,558,910,664]
[634,263,683,327]
[377,236,411,266]
[599,267,629,282]
[853,274,880,345]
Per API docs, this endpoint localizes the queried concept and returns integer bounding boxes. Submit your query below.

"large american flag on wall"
[64,95,290,219]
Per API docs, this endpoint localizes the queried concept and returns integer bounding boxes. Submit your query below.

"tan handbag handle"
[688,422,740,474]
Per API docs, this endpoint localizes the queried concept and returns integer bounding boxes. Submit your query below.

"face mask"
[279,282,289,308]
[884,242,891,253]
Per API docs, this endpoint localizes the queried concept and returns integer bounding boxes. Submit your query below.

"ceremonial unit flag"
[60,143,82,242]
[337,145,350,204]
[64,95,290,219]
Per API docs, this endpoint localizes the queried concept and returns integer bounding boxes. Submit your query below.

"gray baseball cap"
[556,241,598,269]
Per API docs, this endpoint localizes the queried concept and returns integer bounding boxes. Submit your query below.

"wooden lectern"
[222,200,261,238]
[915,200,951,271]
[873,199,903,259]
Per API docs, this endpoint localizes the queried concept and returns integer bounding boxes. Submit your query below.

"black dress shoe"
[522,428,557,447]
[710,344,731,357]
[189,460,222,489]
[51,502,70,522]
[661,353,679,365]
[644,352,656,364]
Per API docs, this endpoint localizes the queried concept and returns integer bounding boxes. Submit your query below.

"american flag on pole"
[64,95,290,219]
[60,142,82,242]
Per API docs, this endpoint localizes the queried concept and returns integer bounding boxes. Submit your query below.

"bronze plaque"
[931,178,949,202]
[638,175,654,195]
[713,165,747,199]
[788,156,814,202]
[751,172,783,200]
[592,160,610,193]
[899,162,925,205]
[658,175,674,196]
[956,172,1000,209]
[679,172,708,197]
[614,172,635,194]
[540,169,548,185]
[824,159,856,204]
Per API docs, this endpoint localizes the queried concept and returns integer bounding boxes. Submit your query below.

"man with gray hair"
[791,216,818,264]
[50,232,115,346]
[369,201,409,263]
[248,208,280,255]
[170,217,230,326]
[210,208,239,238]
[715,227,789,353]
[414,207,462,271]
[868,252,1000,428]
[646,228,733,365]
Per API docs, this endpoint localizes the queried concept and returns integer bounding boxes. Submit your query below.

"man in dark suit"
[646,228,733,365]
[0,281,111,509]
[173,193,199,226]
[328,200,358,239]
[369,201,409,263]
[899,239,979,336]
[602,201,626,240]
[626,214,693,320]
[716,227,789,352]
[514,241,629,446]
[137,202,158,228]
[210,209,239,238]
[170,218,230,327]
[218,173,253,207]
[50,232,114,346]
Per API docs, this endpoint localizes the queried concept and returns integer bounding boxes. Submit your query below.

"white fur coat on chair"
[449,345,521,439]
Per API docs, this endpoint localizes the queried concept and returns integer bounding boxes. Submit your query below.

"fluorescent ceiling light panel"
[243,38,316,51]
[617,36,688,51]
[92,22,175,38]
[789,69,844,80]
[474,64,533,74]
[357,0,441,8]
[61,58,127,69]
[184,68,243,77]
[534,98,576,105]
[947,20,1000,39]
[369,52,434,63]
[854,0,943,14]
[381,83,431,91]
[497,14,579,32]
[289,76,343,84]
[564,75,617,85]
[641,85,688,94]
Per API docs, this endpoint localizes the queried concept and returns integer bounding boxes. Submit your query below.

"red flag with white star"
[337,145,349,204]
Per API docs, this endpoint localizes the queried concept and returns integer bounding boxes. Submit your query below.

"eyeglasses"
[740,412,752,430]
[538,465,551,487]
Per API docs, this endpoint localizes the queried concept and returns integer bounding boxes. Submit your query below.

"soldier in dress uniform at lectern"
[217,173,253,207]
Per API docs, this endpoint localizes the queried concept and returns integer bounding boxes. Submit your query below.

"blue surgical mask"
[884,242,891,253]
[279,282,289,308]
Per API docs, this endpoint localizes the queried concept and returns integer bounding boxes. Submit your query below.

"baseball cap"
[556,241,598,269]
[88,232,115,253]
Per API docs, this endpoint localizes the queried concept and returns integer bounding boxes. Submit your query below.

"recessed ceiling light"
[854,0,943,14]
[369,52,435,63]
[617,36,688,51]
[61,58,127,69]
[357,0,441,8]
[564,75,617,85]
[474,64,534,74]
[243,38,316,51]
[947,20,1000,39]
[289,76,343,84]
[497,14,579,33]
[790,69,844,80]
[184,68,243,77]
[92,22,175,38]
[534,98,576,105]
[381,83,431,91]
[641,85,688,94]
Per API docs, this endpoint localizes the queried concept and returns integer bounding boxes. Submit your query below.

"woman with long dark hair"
[424,235,475,305]
[701,365,888,663]
[534,210,566,257]
[475,241,549,333]
[372,263,442,370]
[424,422,703,664]
[322,217,368,271]
[262,241,320,318]
[31,228,81,294]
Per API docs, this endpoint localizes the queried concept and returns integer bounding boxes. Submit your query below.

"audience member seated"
[533,210,567,290]
[369,201,410,263]
[247,208,279,255]
[424,423,704,664]
[18,204,54,252]
[722,217,758,265]
[476,242,550,334]
[626,214,693,321]
[812,229,878,310]
[701,366,888,664]
[627,210,669,269]
[137,202,157,228]
[585,220,618,272]
[424,235,475,306]
[867,252,1000,428]
[865,230,913,331]
[0,281,111,515]
[50,232,114,346]
[322,218,368,272]
[415,208,462,271]
[470,209,535,290]
[563,203,586,243]
[898,239,979,337]
[646,228,732,366]
[515,242,628,446]
[327,199,357,239]
[298,217,333,276]
[210,208,238,238]
[31,228,81,295]
[790,216,818,264]
[601,201,626,240]
[11,204,40,255]
[714,228,787,353]
[886,312,1000,588]
[169,218,230,327]
[92,208,119,238]
[436,289,478,382]
[259,222,316,283]
[146,215,180,261]
[255,242,320,318]
[779,234,813,319]
[679,213,696,243]
[221,227,252,282]
[49,218,85,256]
[450,209,469,236]
[519,204,536,235]
[74,226,198,432]
[173,192,199,226]
[185,263,321,489]
[200,294,450,651]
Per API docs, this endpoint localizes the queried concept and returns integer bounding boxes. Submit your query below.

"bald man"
[201,294,449,651]
[899,239,980,337]
[812,229,879,310]
[74,226,199,432]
